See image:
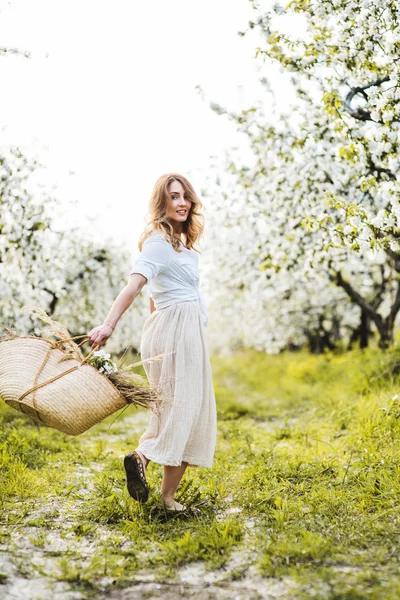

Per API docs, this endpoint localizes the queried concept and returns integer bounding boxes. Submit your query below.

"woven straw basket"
[0,336,127,435]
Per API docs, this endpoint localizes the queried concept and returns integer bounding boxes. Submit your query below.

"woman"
[87,173,217,512]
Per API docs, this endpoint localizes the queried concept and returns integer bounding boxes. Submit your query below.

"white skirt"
[137,300,217,468]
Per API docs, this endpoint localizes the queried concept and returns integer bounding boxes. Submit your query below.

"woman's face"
[166,180,192,227]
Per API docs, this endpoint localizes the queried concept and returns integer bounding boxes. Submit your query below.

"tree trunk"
[359,310,370,349]
[332,316,341,342]
[377,319,394,349]
[305,322,335,354]
[305,331,320,354]
[334,271,400,349]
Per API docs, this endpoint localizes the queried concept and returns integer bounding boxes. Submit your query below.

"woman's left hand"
[87,323,114,347]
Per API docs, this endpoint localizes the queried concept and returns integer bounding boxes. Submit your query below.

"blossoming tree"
[204,0,400,350]
[1,146,147,355]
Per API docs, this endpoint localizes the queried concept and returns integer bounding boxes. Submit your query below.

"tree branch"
[387,279,400,326]
[367,156,396,181]
[343,75,391,122]
[370,264,387,309]
[385,247,400,272]
[334,271,381,323]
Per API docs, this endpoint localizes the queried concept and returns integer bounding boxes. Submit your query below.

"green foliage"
[2,348,400,596]
[322,92,342,115]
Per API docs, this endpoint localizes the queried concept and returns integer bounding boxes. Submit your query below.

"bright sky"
[0,0,297,253]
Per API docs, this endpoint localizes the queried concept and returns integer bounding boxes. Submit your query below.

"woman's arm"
[87,273,147,347]
[150,296,156,314]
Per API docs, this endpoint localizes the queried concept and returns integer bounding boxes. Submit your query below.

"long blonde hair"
[138,173,205,253]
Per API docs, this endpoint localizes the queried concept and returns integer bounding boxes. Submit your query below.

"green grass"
[1,346,400,598]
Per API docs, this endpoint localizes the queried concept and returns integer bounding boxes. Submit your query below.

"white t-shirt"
[130,230,208,327]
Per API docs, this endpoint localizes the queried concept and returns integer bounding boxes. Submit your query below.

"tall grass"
[1,346,400,598]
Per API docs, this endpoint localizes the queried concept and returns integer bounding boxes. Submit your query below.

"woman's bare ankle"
[160,495,184,511]
[160,492,175,506]
[136,450,149,469]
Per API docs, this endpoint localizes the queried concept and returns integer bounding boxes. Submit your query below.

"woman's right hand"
[87,323,114,348]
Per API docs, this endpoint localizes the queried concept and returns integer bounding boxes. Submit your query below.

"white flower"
[370,209,386,229]
[370,110,380,121]
[93,349,110,360]
[382,110,394,123]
